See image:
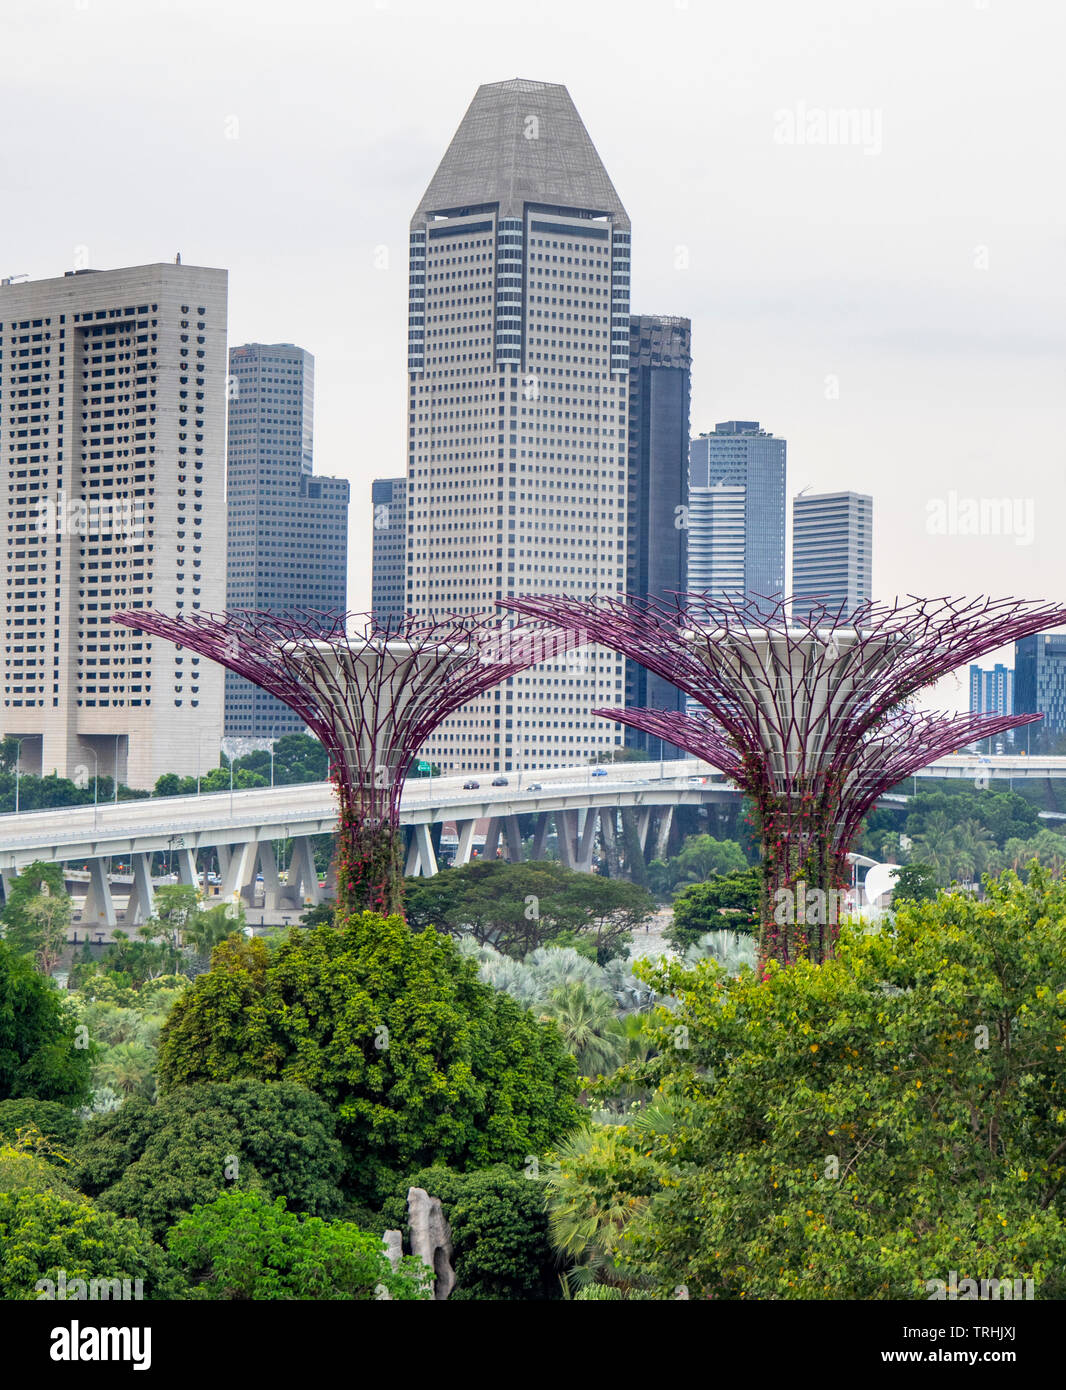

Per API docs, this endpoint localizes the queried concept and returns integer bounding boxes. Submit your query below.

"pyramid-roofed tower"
[413,78,629,228]
[404,79,632,775]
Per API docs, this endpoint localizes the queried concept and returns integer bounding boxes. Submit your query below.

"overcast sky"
[3,0,1062,709]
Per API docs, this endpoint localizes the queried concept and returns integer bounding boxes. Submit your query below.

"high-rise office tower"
[687,421,786,616]
[371,477,407,627]
[969,662,1013,718]
[625,315,691,749]
[1014,633,1066,745]
[225,342,349,738]
[0,262,227,790]
[791,490,873,621]
[406,79,631,773]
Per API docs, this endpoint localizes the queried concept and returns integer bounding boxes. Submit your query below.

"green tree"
[75,1079,346,1238]
[567,866,1066,1299]
[404,859,653,962]
[0,1188,183,1299]
[0,1098,81,1150]
[0,860,68,955]
[380,1163,559,1300]
[0,941,93,1105]
[667,866,762,950]
[156,913,580,1204]
[167,1191,429,1300]
[19,889,73,977]
[890,861,938,903]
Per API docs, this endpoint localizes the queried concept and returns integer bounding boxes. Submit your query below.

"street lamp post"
[88,748,99,828]
[13,737,25,813]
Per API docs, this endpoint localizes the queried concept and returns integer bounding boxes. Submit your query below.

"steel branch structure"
[110,608,575,915]
[600,703,1042,962]
[503,590,1066,965]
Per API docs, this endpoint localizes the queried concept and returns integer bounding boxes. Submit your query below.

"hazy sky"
[3,0,1062,708]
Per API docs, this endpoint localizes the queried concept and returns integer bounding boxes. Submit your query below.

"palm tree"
[909,811,959,885]
[97,1042,155,1099]
[545,1124,654,1296]
[683,929,756,975]
[538,981,625,1078]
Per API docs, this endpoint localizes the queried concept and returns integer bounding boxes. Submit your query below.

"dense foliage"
[0,1098,82,1150]
[167,1191,429,1300]
[0,1189,184,1300]
[667,866,762,950]
[647,834,749,898]
[0,940,93,1105]
[553,867,1066,1298]
[156,913,580,1202]
[75,1079,346,1237]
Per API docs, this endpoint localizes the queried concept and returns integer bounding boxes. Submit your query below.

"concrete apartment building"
[405,79,631,773]
[0,262,228,790]
[225,342,349,738]
[371,476,407,627]
[791,489,873,621]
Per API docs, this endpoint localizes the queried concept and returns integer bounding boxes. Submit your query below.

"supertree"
[110,608,577,916]
[601,703,1041,964]
[501,591,1066,966]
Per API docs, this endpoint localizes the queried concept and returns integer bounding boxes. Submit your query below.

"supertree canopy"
[110,608,575,916]
[501,591,1066,966]
[602,703,1041,964]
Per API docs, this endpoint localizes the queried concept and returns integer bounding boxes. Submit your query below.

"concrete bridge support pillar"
[122,852,156,926]
[175,848,199,889]
[483,818,502,861]
[576,808,599,872]
[258,841,283,910]
[453,819,476,867]
[405,823,438,878]
[531,813,550,860]
[82,858,117,929]
[0,867,18,907]
[556,810,578,869]
[652,805,674,861]
[287,836,321,907]
[220,840,258,906]
[504,816,524,864]
[600,811,621,877]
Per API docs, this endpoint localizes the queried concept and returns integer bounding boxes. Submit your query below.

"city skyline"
[3,0,1061,673]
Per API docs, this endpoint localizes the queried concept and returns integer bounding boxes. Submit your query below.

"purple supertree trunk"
[499,589,1066,968]
[110,608,576,917]
[603,703,1042,966]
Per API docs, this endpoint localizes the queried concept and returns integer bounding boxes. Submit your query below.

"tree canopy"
[404,859,654,962]
[156,913,580,1203]
[0,1189,184,1300]
[553,866,1066,1299]
[667,866,762,950]
[75,1079,346,1237]
[167,1191,429,1300]
[0,940,93,1105]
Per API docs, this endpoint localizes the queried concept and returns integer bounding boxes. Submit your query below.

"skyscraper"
[792,490,873,621]
[405,79,631,773]
[969,662,1013,718]
[371,477,407,627]
[1014,633,1066,745]
[225,342,349,738]
[687,421,786,615]
[625,315,691,748]
[0,262,227,789]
